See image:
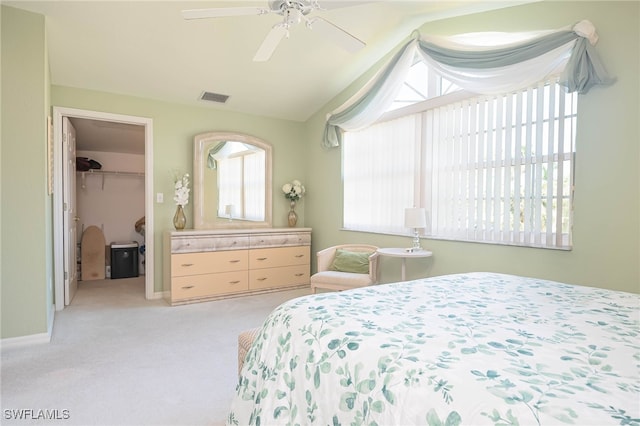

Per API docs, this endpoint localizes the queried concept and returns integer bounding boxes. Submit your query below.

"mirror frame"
[193,131,273,229]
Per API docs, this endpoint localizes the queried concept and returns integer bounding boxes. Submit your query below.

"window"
[387,60,460,112]
[343,62,577,249]
[343,114,420,235]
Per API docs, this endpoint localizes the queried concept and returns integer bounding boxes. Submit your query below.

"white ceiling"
[69,118,146,155]
[7,0,530,153]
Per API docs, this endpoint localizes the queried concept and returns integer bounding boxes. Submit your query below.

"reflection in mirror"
[194,132,272,229]
[210,141,265,220]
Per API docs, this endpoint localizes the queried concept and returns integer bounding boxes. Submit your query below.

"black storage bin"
[110,242,138,279]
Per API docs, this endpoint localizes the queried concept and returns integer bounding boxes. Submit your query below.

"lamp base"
[407,228,422,252]
[405,247,422,253]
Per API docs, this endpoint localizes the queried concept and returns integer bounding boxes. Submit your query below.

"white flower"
[173,173,190,206]
[282,180,306,201]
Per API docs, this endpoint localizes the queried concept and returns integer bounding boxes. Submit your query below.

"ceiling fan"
[182,0,366,62]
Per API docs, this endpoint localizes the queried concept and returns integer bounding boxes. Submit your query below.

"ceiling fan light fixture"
[183,0,365,62]
[284,8,303,25]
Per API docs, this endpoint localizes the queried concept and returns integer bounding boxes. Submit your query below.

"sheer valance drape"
[207,141,226,169]
[323,20,613,148]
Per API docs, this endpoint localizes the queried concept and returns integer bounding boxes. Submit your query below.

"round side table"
[376,247,433,281]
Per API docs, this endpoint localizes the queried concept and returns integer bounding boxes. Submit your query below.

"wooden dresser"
[163,228,311,305]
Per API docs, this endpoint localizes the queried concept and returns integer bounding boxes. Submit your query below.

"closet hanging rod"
[79,169,145,190]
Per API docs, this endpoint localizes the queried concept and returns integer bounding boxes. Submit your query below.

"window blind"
[343,115,419,234]
[428,81,576,249]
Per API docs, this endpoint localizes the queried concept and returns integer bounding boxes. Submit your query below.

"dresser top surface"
[167,228,311,237]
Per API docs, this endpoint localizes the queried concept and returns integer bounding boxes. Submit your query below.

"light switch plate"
[156,192,164,203]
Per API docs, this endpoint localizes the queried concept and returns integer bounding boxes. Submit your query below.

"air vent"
[200,91,229,103]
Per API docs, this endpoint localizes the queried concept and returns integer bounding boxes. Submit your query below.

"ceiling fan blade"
[253,26,288,62]
[310,16,365,53]
[315,1,377,11]
[182,7,265,20]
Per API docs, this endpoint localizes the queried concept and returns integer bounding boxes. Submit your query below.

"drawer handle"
[181,285,194,290]
[257,277,267,281]
[229,260,241,263]
[257,257,268,261]
[229,280,240,284]
[181,263,194,267]
[294,254,304,258]
[295,273,304,277]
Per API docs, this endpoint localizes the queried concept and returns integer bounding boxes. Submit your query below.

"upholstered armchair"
[310,244,379,293]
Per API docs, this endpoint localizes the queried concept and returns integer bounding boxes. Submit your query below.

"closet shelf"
[78,169,145,190]
[78,169,144,177]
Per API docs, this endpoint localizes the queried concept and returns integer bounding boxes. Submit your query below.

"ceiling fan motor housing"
[269,0,317,16]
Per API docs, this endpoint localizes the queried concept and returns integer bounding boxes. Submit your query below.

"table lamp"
[404,207,426,252]
[225,204,234,221]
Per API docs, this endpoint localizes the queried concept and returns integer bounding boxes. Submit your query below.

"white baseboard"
[1,331,51,350]
[1,304,55,351]
[48,302,55,336]
[148,290,168,300]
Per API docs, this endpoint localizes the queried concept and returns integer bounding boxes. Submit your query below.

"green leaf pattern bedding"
[228,272,639,425]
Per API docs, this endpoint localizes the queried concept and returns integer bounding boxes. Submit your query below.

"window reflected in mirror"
[194,132,272,229]
[208,141,265,221]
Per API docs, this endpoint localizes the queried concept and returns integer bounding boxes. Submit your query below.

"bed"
[227,272,639,425]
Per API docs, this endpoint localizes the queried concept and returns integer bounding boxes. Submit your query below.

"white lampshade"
[404,207,427,229]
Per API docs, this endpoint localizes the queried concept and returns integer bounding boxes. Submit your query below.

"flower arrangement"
[173,173,190,206]
[282,180,305,202]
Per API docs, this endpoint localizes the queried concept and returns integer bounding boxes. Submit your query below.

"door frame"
[53,106,155,310]
[62,117,78,305]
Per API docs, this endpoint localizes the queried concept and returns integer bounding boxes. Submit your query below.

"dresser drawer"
[250,232,311,248]
[171,250,248,277]
[249,264,310,290]
[172,271,248,300]
[249,246,310,269]
[171,235,249,253]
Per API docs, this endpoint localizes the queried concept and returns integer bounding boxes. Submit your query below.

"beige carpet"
[1,277,311,425]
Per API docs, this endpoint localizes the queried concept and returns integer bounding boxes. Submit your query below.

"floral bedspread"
[227,272,639,425]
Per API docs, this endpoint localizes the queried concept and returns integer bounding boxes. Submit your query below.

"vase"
[173,204,186,230]
[287,200,298,227]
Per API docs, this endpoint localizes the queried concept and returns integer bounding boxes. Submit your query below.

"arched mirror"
[194,132,272,229]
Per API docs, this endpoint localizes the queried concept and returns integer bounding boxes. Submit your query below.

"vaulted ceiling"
[7,0,530,124]
[8,1,535,154]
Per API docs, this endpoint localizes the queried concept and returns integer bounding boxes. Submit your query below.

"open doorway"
[53,107,155,310]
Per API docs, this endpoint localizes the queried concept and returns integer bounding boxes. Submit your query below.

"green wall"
[1,1,638,340]
[1,6,52,338]
[50,86,308,297]
[304,1,640,293]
